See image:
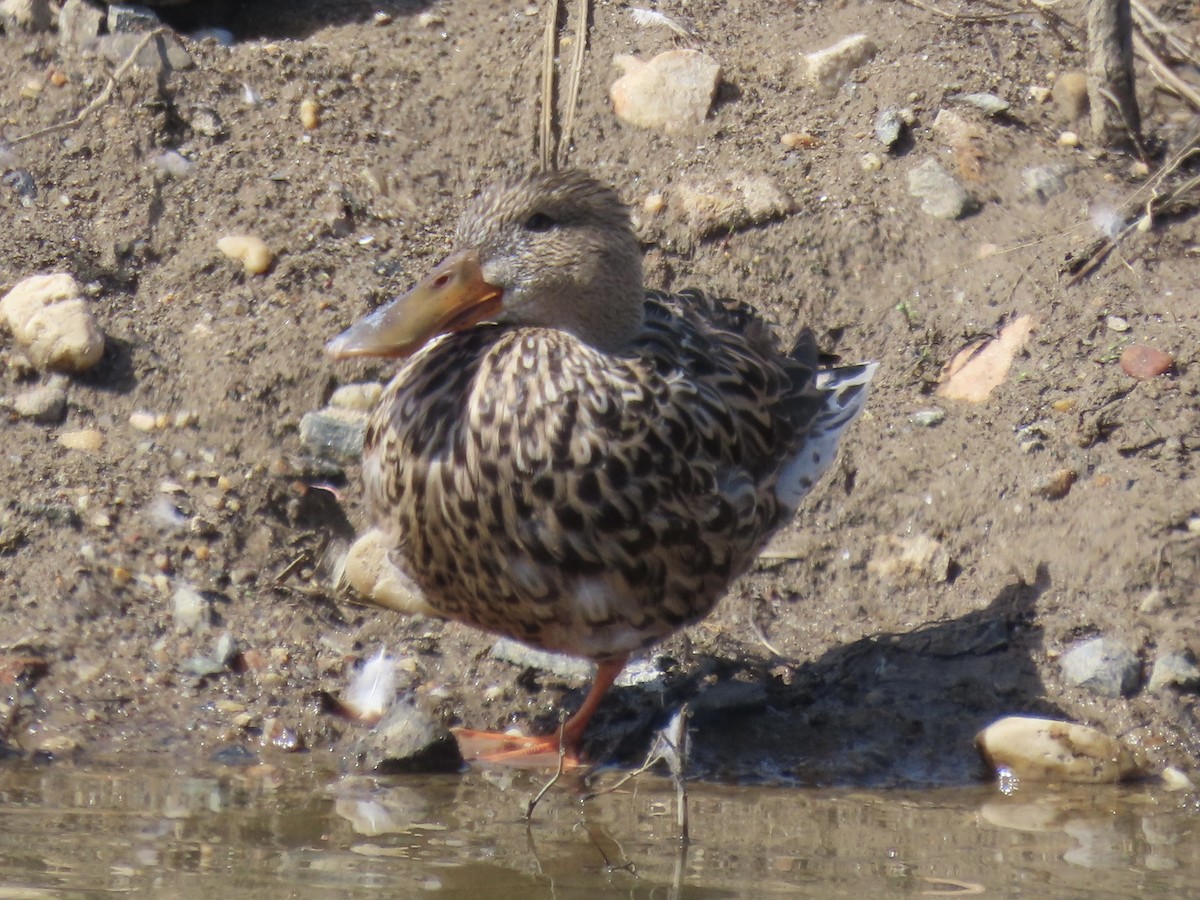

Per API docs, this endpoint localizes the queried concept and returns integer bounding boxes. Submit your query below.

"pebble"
[909,408,945,427]
[1161,767,1196,793]
[0,273,105,373]
[803,33,877,96]
[300,408,367,462]
[1022,164,1073,202]
[353,700,462,775]
[1139,588,1170,614]
[952,92,1010,116]
[1058,131,1080,148]
[874,108,905,150]
[907,159,974,220]
[329,382,383,412]
[172,583,210,632]
[416,10,443,27]
[1028,85,1052,104]
[107,2,158,33]
[975,716,1140,783]
[59,428,103,451]
[610,49,722,133]
[4,169,37,205]
[12,374,68,423]
[1052,70,1089,121]
[1105,315,1129,332]
[671,174,794,241]
[860,152,883,172]
[1060,636,1140,698]
[866,533,952,586]
[299,97,321,130]
[152,151,195,179]
[1147,651,1200,693]
[129,411,158,432]
[642,192,666,216]
[780,132,819,150]
[1033,467,1077,500]
[217,235,275,275]
[1120,344,1173,379]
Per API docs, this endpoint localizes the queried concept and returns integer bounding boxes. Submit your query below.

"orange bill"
[326,248,502,359]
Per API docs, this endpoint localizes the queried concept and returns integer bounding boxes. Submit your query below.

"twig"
[523,717,568,821]
[1133,29,1200,112]
[538,1,560,171]
[8,28,167,147]
[557,0,591,169]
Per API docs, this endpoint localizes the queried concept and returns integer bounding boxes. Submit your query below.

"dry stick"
[557,0,591,168]
[9,28,167,147]
[538,0,560,171]
[1133,29,1200,111]
[1131,0,1200,65]
[523,717,569,821]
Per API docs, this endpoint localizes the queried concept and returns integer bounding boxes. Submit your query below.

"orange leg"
[453,657,627,769]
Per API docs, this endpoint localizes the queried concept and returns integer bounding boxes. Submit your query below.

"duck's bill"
[325,248,503,359]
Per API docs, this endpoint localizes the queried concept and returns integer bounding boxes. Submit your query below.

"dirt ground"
[0,0,1197,785]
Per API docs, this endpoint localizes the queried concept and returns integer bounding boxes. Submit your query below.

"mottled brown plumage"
[328,170,875,763]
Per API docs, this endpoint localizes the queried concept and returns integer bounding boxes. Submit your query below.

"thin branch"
[8,28,167,147]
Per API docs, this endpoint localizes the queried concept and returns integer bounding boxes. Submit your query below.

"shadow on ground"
[152,0,435,40]
[579,566,1056,787]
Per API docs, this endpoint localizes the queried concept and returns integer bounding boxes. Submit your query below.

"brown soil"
[1,0,1196,784]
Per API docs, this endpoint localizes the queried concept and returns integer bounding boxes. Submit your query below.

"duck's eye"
[524,212,556,232]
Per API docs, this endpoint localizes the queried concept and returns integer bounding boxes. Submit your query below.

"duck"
[326,169,875,766]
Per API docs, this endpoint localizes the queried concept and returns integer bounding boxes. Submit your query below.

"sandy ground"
[0,0,1197,784]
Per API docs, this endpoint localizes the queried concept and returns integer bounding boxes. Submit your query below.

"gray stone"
[907,160,974,220]
[106,3,159,33]
[1148,651,1200,693]
[875,108,905,150]
[58,0,104,49]
[354,701,462,774]
[1061,637,1141,698]
[97,31,194,74]
[952,92,1010,116]
[909,408,945,427]
[1022,164,1074,202]
[11,374,68,423]
[300,408,367,462]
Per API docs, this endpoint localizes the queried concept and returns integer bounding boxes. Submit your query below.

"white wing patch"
[776,362,878,511]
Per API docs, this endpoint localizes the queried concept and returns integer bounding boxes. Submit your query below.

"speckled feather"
[359,171,874,664]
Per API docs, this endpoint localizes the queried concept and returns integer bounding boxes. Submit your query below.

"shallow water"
[0,760,1197,898]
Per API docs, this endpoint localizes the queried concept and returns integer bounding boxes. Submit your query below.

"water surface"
[0,760,1196,897]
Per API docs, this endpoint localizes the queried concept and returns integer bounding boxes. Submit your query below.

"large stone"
[58,0,104,50]
[299,407,367,462]
[610,49,721,133]
[0,274,105,373]
[670,174,794,242]
[1061,637,1140,698]
[0,0,52,32]
[338,529,437,617]
[975,716,1141,783]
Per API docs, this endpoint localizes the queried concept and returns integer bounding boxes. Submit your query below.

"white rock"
[217,234,274,275]
[803,34,877,96]
[671,174,794,240]
[610,49,722,133]
[866,533,952,585]
[330,382,383,412]
[1,273,105,373]
[58,428,104,451]
[975,716,1141,784]
[338,529,437,617]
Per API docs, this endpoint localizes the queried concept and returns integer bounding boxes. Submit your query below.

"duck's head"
[326,170,644,360]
